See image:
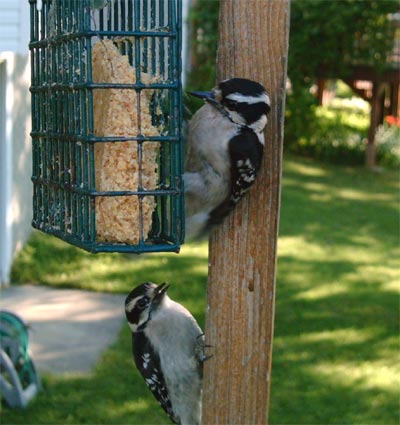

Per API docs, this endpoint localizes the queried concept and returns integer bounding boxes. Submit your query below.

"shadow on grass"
[7,260,396,423]
[270,353,398,425]
[6,156,399,424]
[276,260,398,339]
[280,158,399,249]
[11,232,209,300]
[269,294,399,423]
[272,256,399,424]
[269,158,399,424]
[1,327,171,425]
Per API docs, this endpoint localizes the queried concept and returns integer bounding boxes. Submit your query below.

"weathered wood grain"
[202,1,290,424]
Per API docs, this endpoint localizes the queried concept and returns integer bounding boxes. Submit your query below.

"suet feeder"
[29,0,184,253]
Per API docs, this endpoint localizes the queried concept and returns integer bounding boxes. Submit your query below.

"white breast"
[186,104,237,174]
[145,298,203,424]
[184,104,239,217]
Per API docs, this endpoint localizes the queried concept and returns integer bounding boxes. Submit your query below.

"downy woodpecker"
[125,282,206,425]
[184,77,270,239]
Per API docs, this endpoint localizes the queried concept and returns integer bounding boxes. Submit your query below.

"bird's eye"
[137,297,149,309]
[224,99,237,109]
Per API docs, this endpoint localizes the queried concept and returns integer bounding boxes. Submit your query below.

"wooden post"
[202,1,290,424]
[390,82,399,118]
[317,78,326,106]
[366,82,384,168]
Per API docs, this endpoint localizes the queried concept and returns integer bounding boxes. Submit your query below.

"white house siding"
[0,0,32,286]
[0,0,30,54]
[0,53,32,286]
[11,54,32,267]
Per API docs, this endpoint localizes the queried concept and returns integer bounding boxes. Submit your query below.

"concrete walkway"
[0,285,125,375]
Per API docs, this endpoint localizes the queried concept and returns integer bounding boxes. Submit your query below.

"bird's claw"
[195,333,213,362]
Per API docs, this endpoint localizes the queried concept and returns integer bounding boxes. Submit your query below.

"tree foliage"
[286,0,398,154]
[185,0,219,113]
[289,0,398,88]
[186,0,398,89]
[185,0,399,165]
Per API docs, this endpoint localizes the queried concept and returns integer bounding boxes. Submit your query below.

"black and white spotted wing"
[208,127,264,226]
[133,333,179,424]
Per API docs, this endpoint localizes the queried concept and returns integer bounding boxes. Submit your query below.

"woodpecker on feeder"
[184,78,270,239]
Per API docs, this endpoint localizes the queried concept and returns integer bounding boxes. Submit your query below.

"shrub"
[376,121,400,167]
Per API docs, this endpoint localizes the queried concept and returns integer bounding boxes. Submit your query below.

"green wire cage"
[29,0,184,253]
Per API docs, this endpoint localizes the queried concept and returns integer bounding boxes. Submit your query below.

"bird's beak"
[188,90,218,106]
[151,282,169,308]
[188,90,214,100]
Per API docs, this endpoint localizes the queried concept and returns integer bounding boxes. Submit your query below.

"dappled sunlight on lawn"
[312,359,399,392]
[297,328,372,345]
[8,155,399,425]
[279,233,399,300]
[12,233,209,293]
[284,160,329,177]
[270,156,399,424]
[2,328,172,424]
[284,176,399,207]
[101,398,159,420]
[271,321,398,423]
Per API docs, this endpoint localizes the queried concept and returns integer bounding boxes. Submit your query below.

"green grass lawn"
[4,155,399,425]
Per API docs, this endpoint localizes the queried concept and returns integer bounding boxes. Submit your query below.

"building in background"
[0,0,32,285]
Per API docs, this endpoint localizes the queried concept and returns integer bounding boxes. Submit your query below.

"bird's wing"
[208,128,263,225]
[133,333,180,424]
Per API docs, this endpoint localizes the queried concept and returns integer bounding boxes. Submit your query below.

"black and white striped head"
[190,78,270,132]
[125,282,169,333]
